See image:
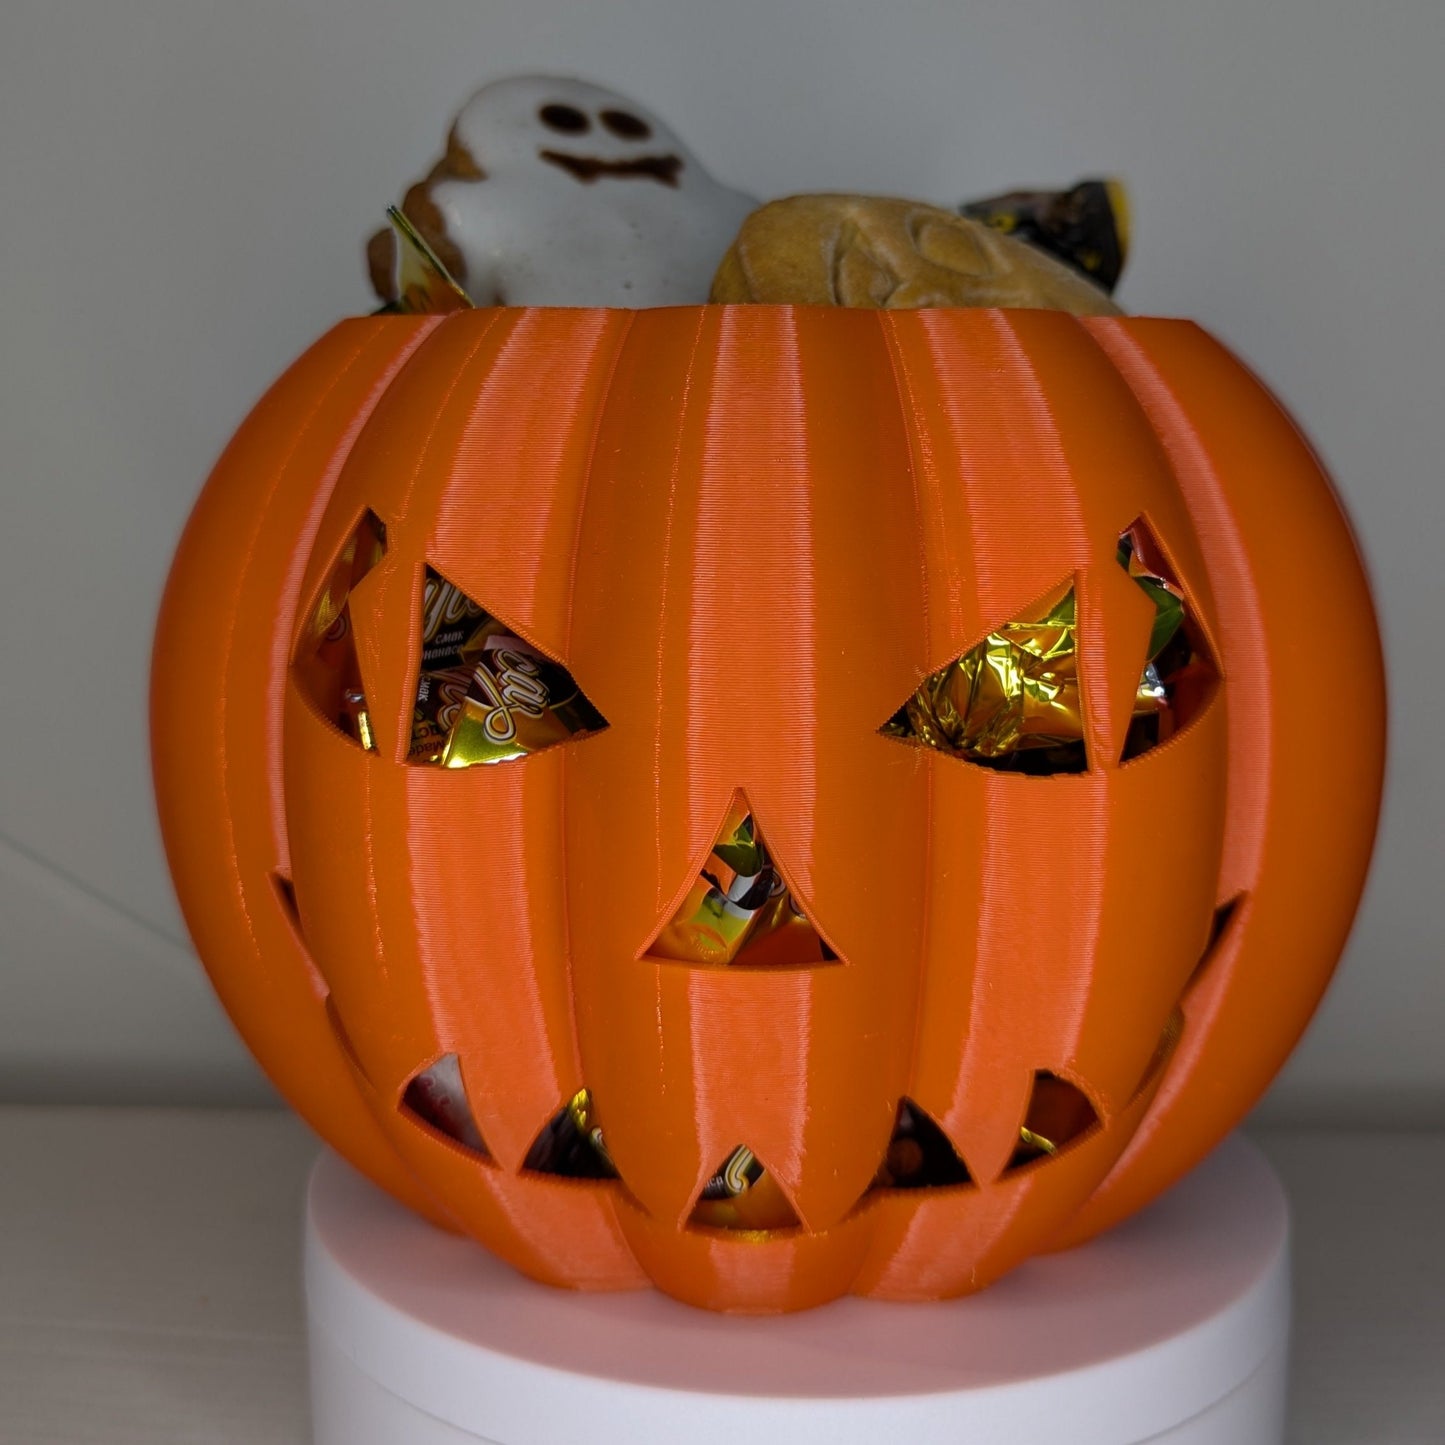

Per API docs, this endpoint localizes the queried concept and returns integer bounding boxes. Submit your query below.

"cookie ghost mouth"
[539,150,683,187]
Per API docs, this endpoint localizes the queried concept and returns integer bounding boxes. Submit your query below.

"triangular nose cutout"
[522,1088,618,1181]
[689,1146,801,1231]
[650,796,838,967]
[1006,1073,1100,1174]
[400,1054,489,1159]
[873,1098,973,1190]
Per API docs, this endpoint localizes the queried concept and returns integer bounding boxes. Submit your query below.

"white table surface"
[0,1110,1440,1444]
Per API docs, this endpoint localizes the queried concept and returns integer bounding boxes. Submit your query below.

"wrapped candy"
[884,526,1210,770]
[652,803,833,966]
[524,1088,617,1180]
[380,205,472,315]
[960,178,1131,294]
[691,1147,799,1231]
[883,584,1087,775]
[408,567,607,767]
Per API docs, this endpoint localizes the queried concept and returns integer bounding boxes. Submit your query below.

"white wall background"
[1,0,1439,1119]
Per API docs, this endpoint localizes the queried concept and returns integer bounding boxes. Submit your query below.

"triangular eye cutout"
[650,799,838,966]
[872,1098,973,1190]
[1116,520,1218,762]
[689,1147,800,1231]
[880,581,1088,775]
[408,565,607,767]
[1006,1072,1100,1173]
[400,1054,489,1158]
[522,1088,619,1180]
[294,510,387,749]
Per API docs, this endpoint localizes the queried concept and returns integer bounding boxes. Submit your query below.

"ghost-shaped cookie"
[367,76,757,308]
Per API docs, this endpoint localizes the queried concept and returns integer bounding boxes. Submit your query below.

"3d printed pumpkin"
[152,306,1384,1312]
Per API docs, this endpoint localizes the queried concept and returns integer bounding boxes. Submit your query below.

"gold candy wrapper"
[341,689,376,752]
[884,525,1205,770]
[652,804,834,966]
[409,566,606,768]
[961,178,1130,295]
[885,584,1088,774]
[381,206,474,315]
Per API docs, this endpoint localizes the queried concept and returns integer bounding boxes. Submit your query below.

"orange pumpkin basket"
[151,306,1384,1312]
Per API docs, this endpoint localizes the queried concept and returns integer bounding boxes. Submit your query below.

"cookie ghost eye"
[539,103,590,134]
[600,108,652,140]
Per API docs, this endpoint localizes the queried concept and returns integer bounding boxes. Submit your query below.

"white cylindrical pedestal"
[305,1134,1290,1445]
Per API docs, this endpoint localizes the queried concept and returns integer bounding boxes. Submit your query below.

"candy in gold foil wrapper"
[341,689,376,753]
[961,178,1130,295]
[653,805,834,966]
[409,566,606,768]
[885,526,1207,770]
[383,206,474,316]
[883,584,1088,774]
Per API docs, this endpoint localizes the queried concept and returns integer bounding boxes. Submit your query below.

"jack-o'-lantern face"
[153,305,1383,1312]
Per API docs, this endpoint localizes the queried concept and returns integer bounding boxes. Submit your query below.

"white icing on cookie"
[419,75,756,306]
